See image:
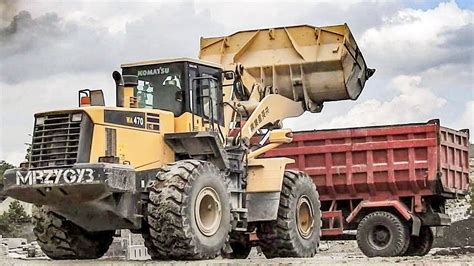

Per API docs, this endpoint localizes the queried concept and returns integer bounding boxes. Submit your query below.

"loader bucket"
[199,24,374,111]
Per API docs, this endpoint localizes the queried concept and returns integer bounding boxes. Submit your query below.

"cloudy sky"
[0,0,473,165]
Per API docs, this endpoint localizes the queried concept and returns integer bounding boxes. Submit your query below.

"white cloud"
[17,0,157,33]
[459,100,474,133]
[420,63,473,93]
[360,1,473,74]
[286,75,447,130]
[0,11,121,83]
[0,2,224,84]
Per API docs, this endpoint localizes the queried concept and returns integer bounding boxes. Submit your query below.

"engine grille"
[30,113,82,169]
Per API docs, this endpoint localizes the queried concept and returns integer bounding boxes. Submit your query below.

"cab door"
[196,65,223,126]
[189,64,223,129]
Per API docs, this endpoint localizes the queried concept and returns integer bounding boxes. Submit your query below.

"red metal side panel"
[264,122,470,202]
[438,127,470,194]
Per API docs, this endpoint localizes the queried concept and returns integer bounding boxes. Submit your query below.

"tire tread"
[257,170,321,258]
[33,207,113,260]
[143,160,230,260]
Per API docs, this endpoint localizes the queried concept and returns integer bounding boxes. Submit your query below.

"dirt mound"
[433,218,474,248]
[433,246,474,256]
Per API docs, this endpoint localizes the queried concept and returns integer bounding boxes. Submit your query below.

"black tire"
[145,160,231,260]
[222,232,252,259]
[32,207,114,260]
[257,170,321,258]
[141,222,163,259]
[356,211,410,257]
[404,226,433,256]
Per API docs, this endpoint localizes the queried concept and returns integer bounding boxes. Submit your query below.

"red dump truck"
[263,120,470,257]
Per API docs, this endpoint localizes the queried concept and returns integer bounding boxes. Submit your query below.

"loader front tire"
[33,207,114,260]
[141,222,163,259]
[146,160,231,260]
[257,170,321,258]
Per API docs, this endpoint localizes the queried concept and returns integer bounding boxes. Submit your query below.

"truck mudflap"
[419,212,451,226]
[2,163,136,206]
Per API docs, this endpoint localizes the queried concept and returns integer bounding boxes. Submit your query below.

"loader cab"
[121,59,224,125]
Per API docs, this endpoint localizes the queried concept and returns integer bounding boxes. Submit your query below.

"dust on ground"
[0,241,472,266]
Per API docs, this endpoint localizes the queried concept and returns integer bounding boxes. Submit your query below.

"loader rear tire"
[257,170,321,258]
[357,211,410,257]
[33,206,114,260]
[403,226,433,256]
[146,160,231,260]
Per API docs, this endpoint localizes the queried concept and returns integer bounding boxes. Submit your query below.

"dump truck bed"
[264,120,470,201]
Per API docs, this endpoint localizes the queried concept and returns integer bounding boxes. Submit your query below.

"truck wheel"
[146,160,231,260]
[404,226,433,256]
[222,232,252,259]
[257,170,321,258]
[33,207,114,260]
[357,211,410,257]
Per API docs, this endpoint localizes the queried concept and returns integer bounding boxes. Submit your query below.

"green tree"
[4,200,31,224]
[0,200,32,238]
[0,160,14,181]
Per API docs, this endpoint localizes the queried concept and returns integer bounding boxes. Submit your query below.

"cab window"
[123,63,185,116]
[195,65,223,125]
[201,74,219,122]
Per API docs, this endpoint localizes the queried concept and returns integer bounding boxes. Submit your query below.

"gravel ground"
[434,218,474,248]
[0,241,472,266]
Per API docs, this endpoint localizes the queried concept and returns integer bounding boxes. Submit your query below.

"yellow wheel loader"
[3,24,373,260]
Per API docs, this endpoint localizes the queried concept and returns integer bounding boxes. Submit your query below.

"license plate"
[15,169,95,185]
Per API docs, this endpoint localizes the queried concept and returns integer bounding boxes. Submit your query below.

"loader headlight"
[36,117,45,125]
[71,113,83,122]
